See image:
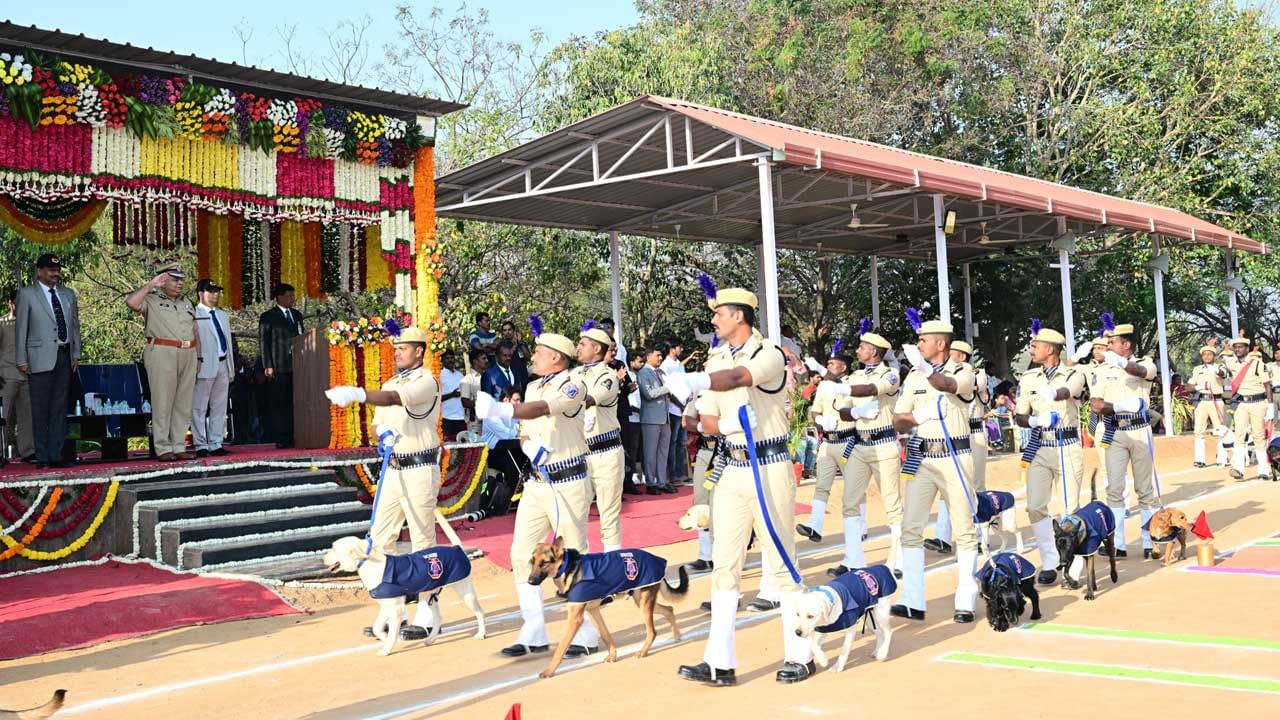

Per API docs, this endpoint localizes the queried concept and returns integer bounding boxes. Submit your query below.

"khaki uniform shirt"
[969,367,990,420]
[1188,363,1227,397]
[835,363,900,430]
[1084,360,1107,400]
[811,374,856,432]
[141,291,195,342]
[1223,354,1268,396]
[575,361,621,438]
[1015,365,1086,426]
[372,366,441,454]
[893,361,975,439]
[696,330,788,444]
[523,369,588,462]
[1096,356,1157,404]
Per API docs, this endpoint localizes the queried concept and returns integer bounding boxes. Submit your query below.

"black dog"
[1053,472,1118,601]
[978,552,1042,631]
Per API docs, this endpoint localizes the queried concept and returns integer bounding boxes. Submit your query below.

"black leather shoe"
[748,597,780,612]
[892,569,903,579]
[923,538,953,554]
[195,449,210,458]
[796,523,823,543]
[500,643,549,657]
[953,611,976,623]
[678,662,736,686]
[890,605,925,621]
[662,484,679,494]
[1037,569,1058,585]
[775,660,816,684]
[363,619,408,637]
[1193,461,1207,468]
[700,600,712,612]
[826,565,851,578]
[623,484,643,495]
[400,625,431,641]
[1229,468,1244,480]
[687,559,713,572]
[564,644,598,658]
[22,454,38,463]
[1142,548,1153,559]
[1062,578,1081,590]
[1115,549,1128,558]
[210,447,230,457]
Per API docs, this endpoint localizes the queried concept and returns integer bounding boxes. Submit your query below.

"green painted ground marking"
[1019,623,1280,652]
[939,652,1280,695]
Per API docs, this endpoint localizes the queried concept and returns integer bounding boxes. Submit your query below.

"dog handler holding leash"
[664,284,815,686]
[575,323,626,552]
[1223,334,1273,481]
[326,326,443,641]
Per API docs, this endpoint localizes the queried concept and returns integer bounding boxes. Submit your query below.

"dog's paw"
[1084,592,1096,601]
[377,647,393,657]
[833,660,847,673]
[1030,611,1042,620]
[538,669,555,679]
[606,650,618,663]
[473,630,486,640]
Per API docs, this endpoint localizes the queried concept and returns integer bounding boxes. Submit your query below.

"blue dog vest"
[978,552,1037,584]
[564,549,668,603]
[1071,502,1116,556]
[815,565,897,633]
[974,491,1016,523]
[370,546,471,599]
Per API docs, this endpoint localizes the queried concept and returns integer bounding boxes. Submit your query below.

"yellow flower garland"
[0,481,120,561]
[363,343,381,438]
[438,445,488,516]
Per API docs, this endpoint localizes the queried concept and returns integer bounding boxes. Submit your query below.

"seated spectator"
[481,387,528,515]
[482,341,528,398]
[440,350,466,440]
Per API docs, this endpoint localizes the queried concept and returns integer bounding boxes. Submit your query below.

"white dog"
[324,536,486,656]
[791,565,896,672]
[677,504,710,531]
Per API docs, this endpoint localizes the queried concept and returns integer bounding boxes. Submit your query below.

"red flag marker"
[1191,511,1214,540]
[505,704,522,720]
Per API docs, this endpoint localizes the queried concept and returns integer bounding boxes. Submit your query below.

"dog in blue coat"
[1052,473,1118,601]
[325,536,487,656]
[791,565,896,672]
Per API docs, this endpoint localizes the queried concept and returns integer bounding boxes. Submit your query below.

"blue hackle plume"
[528,314,543,338]
[581,319,597,332]
[831,338,845,357]
[1100,312,1115,335]
[906,307,922,332]
[384,318,401,337]
[858,317,872,336]
[697,272,718,301]
[1030,317,1041,336]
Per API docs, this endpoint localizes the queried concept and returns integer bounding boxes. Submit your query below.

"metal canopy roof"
[0,21,466,119]
[436,95,1264,259]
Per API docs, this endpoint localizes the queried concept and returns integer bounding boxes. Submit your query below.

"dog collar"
[809,585,839,608]
[555,549,571,579]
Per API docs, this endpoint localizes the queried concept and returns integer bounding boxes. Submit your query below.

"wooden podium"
[292,328,332,449]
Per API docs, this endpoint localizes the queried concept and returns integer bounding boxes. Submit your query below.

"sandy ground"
[4,436,1279,720]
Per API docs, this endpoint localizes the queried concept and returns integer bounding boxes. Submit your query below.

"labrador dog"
[1146,507,1193,566]
[978,552,1042,631]
[791,565,895,673]
[324,536,486,656]
[0,690,64,719]
[677,504,710,531]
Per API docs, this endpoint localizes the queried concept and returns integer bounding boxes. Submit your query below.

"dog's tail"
[0,690,66,720]
[1089,469,1098,503]
[658,565,692,606]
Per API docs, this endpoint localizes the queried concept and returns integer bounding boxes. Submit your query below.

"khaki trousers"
[811,441,847,506]
[970,429,988,491]
[692,446,715,506]
[509,476,593,577]
[1194,399,1227,436]
[1233,400,1267,449]
[844,443,903,526]
[0,372,34,457]
[588,446,625,549]
[1026,442,1084,522]
[369,464,441,554]
[144,344,197,456]
[1105,428,1157,509]
[901,454,978,551]
[709,462,799,595]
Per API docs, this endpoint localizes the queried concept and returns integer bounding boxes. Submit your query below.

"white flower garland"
[176,520,369,569]
[155,499,364,564]
[0,485,49,536]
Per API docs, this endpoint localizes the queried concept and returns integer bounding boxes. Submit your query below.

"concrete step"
[125,469,339,503]
[194,552,339,582]
[181,524,370,570]
[157,501,370,566]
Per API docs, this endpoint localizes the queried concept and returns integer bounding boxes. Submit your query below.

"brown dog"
[0,690,65,719]
[1148,508,1193,566]
[528,537,690,678]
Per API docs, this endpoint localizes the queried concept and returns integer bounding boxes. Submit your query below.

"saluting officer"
[1089,321,1159,558]
[326,326,443,641]
[925,339,989,555]
[576,324,626,551]
[1014,325,1085,584]
[795,342,856,545]
[1188,342,1231,468]
[666,287,814,686]
[1084,337,1111,484]
[126,268,198,461]
[473,328,600,659]
[892,315,981,624]
[1223,335,1273,480]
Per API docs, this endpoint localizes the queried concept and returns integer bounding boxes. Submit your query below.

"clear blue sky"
[4,1,638,81]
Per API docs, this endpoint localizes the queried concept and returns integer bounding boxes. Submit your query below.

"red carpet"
[0,558,302,660]
[451,485,812,570]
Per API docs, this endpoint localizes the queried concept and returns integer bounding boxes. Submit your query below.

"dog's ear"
[1052,519,1060,533]
[552,535,565,553]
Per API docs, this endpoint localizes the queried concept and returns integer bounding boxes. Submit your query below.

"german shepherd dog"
[1053,471,1118,601]
[0,690,65,719]
[528,537,691,679]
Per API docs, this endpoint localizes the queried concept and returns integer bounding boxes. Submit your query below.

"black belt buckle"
[924,440,946,455]
[728,448,750,462]
[547,462,587,482]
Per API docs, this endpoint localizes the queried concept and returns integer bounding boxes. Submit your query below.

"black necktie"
[49,288,67,343]
[212,312,228,356]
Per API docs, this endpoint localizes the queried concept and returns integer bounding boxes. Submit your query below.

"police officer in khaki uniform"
[576,325,625,551]
[326,326,442,640]
[1223,336,1273,480]
[665,287,813,685]
[892,317,980,623]
[1189,343,1231,468]
[1090,322,1159,557]
[1014,326,1086,584]
[473,329,600,659]
[684,390,715,571]
[795,344,856,545]
[126,268,198,461]
[926,340,989,554]
[1084,337,1111,484]
[0,292,35,462]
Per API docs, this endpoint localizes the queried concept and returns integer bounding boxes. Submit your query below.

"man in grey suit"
[638,347,676,494]
[15,254,82,468]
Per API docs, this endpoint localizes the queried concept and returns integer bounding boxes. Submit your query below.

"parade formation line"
[1016,623,1280,653]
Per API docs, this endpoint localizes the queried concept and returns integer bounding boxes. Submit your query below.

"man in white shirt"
[192,279,235,457]
[659,342,690,484]
[440,350,466,439]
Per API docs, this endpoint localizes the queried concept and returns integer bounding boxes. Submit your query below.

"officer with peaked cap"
[665,286,814,685]
[1090,321,1160,558]
[925,339,990,555]
[795,340,855,545]
[472,324,600,659]
[1223,334,1273,480]
[1189,342,1232,468]
[575,323,626,551]
[326,325,444,640]
[126,267,198,461]
[1083,336,1112,485]
[891,312,980,623]
[1014,324,1085,584]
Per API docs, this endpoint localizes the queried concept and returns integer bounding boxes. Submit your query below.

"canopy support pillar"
[932,194,951,322]
[757,157,781,344]
[870,255,881,328]
[1226,249,1240,338]
[1053,218,1076,345]
[608,230,624,356]
[1151,234,1174,438]
[962,263,974,344]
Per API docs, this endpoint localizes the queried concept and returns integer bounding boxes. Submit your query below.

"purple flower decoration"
[697,272,717,301]
[528,314,543,338]
[906,307,922,332]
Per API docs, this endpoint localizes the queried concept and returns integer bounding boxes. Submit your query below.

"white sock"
[603,543,621,552]
[1110,506,1127,549]
[1068,555,1084,582]
[703,591,740,670]
[1216,441,1229,465]
[1032,518,1059,571]
[935,501,952,544]
[697,529,713,562]
[572,613,599,648]
[1234,445,1247,473]
[1139,507,1154,550]
[888,524,903,572]
[842,517,866,568]
[1256,448,1269,477]
[515,581,548,647]
[901,547,926,611]
[954,549,979,612]
[807,499,827,537]
[1194,437,1205,465]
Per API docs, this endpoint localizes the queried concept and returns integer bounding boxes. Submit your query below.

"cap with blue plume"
[384,318,401,338]
[1030,317,1041,336]
[698,272,717,302]
[829,338,846,360]
[581,319,597,333]
[906,307,922,332]
[858,317,872,337]
[1099,312,1115,338]
[528,314,543,338]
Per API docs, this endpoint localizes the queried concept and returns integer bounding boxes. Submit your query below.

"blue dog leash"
[359,429,397,569]
[1139,399,1164,506]
[935,396,983,554]
[740,405,802,585]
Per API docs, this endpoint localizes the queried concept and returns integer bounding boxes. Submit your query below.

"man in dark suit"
[481,341,528,398]
[258,283,304,448]
[15,254,82,468]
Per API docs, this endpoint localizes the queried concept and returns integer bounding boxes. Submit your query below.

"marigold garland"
[0,486,62,561]
[437,446,488,516]
[226,213,244,307]
[353,462,377,495]
[327,343,345,449]
[0,482,119,561]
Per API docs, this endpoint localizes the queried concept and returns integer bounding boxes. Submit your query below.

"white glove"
[372,425,400,449]
[666,372,711,404]
[716,406,757,435]
[851,400,880,419]
[1113,397,1145,414]
[1212,424,1229,438]
[804,356,824,374]
[1104,350,1128,368]
[1030,412,1060,429]
[817,380,851,398]
[1032,386,1059,403]
[1267,405,1276,422]
[475,391,514,420]
[817,415,838,431]
[911,405,939,425]
[902,344,933,377]
[521,440,553,466]
[1073,341,1093,362]
[325,386,366,407]
[584,415,596,433]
